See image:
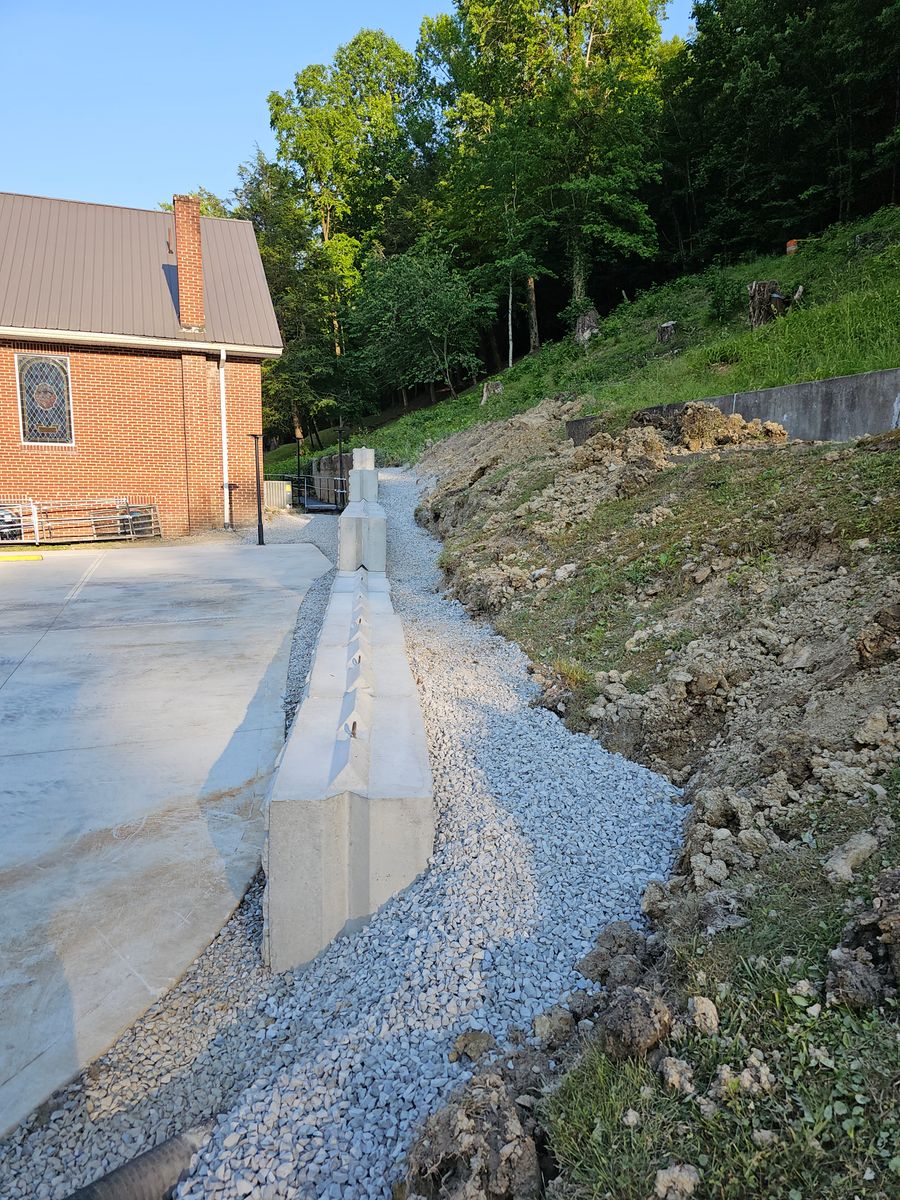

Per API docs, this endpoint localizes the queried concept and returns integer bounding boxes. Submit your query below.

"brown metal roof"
[0,192,282,353]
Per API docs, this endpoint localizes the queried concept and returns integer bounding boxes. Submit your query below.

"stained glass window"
[17,354,73,445]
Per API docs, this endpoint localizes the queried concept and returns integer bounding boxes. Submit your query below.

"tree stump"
[574,307,600,346]
[481,380,504,407]
[747,281,781,329]
[657,321,677,344]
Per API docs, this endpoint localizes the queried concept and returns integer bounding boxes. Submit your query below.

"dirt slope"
[403,404,900,1200]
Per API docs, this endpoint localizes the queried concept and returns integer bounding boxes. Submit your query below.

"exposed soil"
[403,404,900,1199]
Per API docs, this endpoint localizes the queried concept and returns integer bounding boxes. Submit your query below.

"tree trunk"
[508,271,514,369]
[443,334,457,399]
[747,281,781,329]
[308,414,324,451]
[526,276,540,354]
[401,386,408,410]
[487,326,503,372]
[429,380,436,404]
[574,308,600,346]
[571,239,588,308]
[291,399,304,445]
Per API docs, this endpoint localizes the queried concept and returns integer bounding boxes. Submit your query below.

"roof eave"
[0,325,283,358]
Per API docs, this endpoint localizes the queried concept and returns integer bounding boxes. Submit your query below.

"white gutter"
[0,325,282,358]
[219,349,231,529]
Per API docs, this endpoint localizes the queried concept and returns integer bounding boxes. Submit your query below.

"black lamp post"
[248,433,264,546]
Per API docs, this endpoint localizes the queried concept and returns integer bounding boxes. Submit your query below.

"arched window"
[17,354,73,445]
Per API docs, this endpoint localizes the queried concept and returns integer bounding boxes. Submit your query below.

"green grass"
[395,207,900,1200]
[545,771,900,1200]
[588,278,900,425]
[265,442,307,474]
[305,206,900,466]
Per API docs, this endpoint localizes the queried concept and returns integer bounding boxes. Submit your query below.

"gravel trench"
[236,510,340,730]
[0,477,684,1200]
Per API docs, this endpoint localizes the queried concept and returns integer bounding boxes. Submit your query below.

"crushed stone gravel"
[238,510,340,730]
[0,477,684,1200]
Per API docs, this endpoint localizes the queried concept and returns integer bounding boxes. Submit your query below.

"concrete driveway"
[0,541,331,1133]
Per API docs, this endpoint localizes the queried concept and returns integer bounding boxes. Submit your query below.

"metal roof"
[0,192,282,354]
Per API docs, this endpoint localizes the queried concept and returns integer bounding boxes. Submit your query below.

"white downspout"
[219,348,231,529]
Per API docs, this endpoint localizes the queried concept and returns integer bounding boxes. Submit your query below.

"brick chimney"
[173,194,205,331]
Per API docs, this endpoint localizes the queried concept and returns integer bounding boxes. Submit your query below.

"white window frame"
[15,352,76,447]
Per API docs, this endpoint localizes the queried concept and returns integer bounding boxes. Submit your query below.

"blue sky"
[1,1,694,211]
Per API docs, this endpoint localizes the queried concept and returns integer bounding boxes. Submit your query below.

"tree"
[437,97,550,362]
[158,187,229,217]
[231,153,354,446]
[345,248,492,399]
[429,1,664,327]
[529,1,663,315]
[268,30,418,246]
[232,0,899,442]
[656,0,900,263]
[267,31,420,360]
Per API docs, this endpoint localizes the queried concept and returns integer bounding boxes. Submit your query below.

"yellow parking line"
[0,553,43,562]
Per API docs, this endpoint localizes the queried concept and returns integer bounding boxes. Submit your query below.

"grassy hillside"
[264,396,439,475]
[299,206,899,468]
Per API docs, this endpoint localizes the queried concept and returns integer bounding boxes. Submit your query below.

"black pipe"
[65,1122,214,1200]
[248,432,264,546]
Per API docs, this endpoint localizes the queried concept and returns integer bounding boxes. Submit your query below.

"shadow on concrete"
[197,621,294,901]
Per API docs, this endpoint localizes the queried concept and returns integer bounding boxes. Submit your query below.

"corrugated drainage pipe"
[64,1121,213,1200]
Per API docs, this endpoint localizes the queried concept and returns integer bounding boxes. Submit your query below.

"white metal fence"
[0,497,161,544]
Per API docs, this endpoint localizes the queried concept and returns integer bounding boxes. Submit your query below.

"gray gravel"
[175,470,684,1198]
[243,511,340,730]
[236,510,340,558]
[0,478,684,1200]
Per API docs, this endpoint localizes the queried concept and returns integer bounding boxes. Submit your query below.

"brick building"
[0,192,282,537]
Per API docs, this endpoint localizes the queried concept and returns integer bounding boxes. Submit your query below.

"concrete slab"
[0,541,330,1134]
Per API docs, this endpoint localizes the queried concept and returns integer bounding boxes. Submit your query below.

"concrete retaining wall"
[701,367,900,442]
[338,461,386,572]
[263,454,434,972]
[310,454,349,506]
[567,367,900,447]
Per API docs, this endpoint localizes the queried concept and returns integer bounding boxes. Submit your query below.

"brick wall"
[224,356,267,528]
[173,194,205,331]
[0,339,263,538]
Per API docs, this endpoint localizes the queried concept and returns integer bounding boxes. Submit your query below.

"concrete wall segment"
[338,501,387,573]
[263,498,434,973]
[349,468,379,503]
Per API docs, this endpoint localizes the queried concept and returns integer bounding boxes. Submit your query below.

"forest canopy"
[203,0,900,445]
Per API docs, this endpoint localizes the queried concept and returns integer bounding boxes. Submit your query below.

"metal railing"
[268,474,348,512]
[0,497,161,545]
